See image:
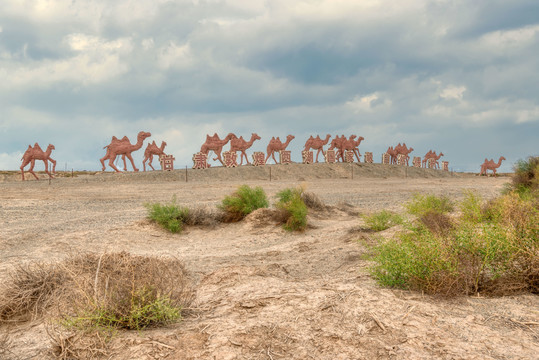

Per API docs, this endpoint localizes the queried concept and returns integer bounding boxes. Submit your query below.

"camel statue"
[143,141,167,171]
[424,151,444,169]
[304,134,331,163]
[328,135,346,162]
[230,133,261,165]
[422,150,443,168]
[386,146,398,164]
[480,156,506,176]
[266,135,295,164]
[200,133,238,166]
[395,143,414,165]
[100,131,151,172]
[20,143,56,180]
[339,135,364,162]
[422,150,434,168]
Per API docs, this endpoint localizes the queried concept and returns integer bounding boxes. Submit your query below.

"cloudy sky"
[1,0,537,172]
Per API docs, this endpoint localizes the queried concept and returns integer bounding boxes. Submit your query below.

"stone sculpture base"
[160,154,175,171]
[252,152,265,166]
[364,152,373,164]
[302,151,313,164]
[280,150,292,165]
[223,151,238,168]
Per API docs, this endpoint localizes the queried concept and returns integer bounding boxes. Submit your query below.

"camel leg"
[126,153,139,172]
[265,151,272,164]
[353,150,361,162]
[28,159,39,180]
[315,149,321,163]
[100,156,108,171]
[20,159,31,180]
[272,152,278,164]
[242,151,250,165]
[148,156,155,171]
[47,157,57,174]
[120,155,128,171]
[215,150,225,166]
[43,159,53,179]
[108,155,122,172]
[143,157,147,171]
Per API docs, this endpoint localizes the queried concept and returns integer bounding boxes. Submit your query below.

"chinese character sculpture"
[303,134,331,163]
[100,131,151,172]
[252,152,266,166]
[344,150,355,163]
[193,152,210,169]
[200,133,237,166]
[143,141,167,171]
[223,151,238,168]
[229,133,261,165]
[302,150,314,164]
[442,161,449,171]
[160,154,175,171]
[280,150,292,164]
[480,156,505,176]
[325,149,336,163]
[265,135,295,164]
[412,156,421,168]
[382,152,391,165]
[20,143,56,180]
[364,152,373,164]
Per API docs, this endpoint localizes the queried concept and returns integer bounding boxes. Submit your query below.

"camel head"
[137,131,152,141]
[500,156,506,161]
[252,133,261,141]
[349,135,357,140]
[47,144,55,150]
[286,135,295,142]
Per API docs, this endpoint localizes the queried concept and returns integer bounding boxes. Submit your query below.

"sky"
[1,0,538,173]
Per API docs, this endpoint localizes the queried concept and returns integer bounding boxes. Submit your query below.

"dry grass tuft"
[47,325,114,360]
[0,262,68,323]
[419,211,454,236]
[301,191,327,211]
[0,252,194,328]
[184,206,223,226]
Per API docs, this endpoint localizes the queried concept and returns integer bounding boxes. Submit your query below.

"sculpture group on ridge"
[18,129,507,179]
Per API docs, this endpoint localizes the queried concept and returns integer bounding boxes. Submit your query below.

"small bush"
[363,210,404,231]
[509,156,539,198]
[275,187,308,231]
[145,196,189,233]
[219,185,269,222]
[459,191,486,223]
[406,193,454,216]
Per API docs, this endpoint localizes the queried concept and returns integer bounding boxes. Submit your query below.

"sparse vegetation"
[0,252,193,331]
[275,187,308,231]
[363,210,404,232]
[367,180,538,296]
[219,185,269,222]
[406,193,454,216]
[145,196,190,233]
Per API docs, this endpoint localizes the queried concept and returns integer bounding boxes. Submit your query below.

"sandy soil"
[1,163,537,359]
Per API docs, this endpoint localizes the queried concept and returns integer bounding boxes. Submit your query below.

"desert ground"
[1,163,537,359]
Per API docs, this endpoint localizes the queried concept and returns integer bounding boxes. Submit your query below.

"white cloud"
[440,85,466,100]
[346,93,392,113]
[157,42,193,70]
[481,25,539,49]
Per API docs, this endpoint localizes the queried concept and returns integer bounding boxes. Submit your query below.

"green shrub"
[219,185,269,222]
[368,194,538,296]
[506,156,539,199]
[363,210,404,231]
[276,187,308,231]
[145,196,189,233]
[406,193,454,216]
